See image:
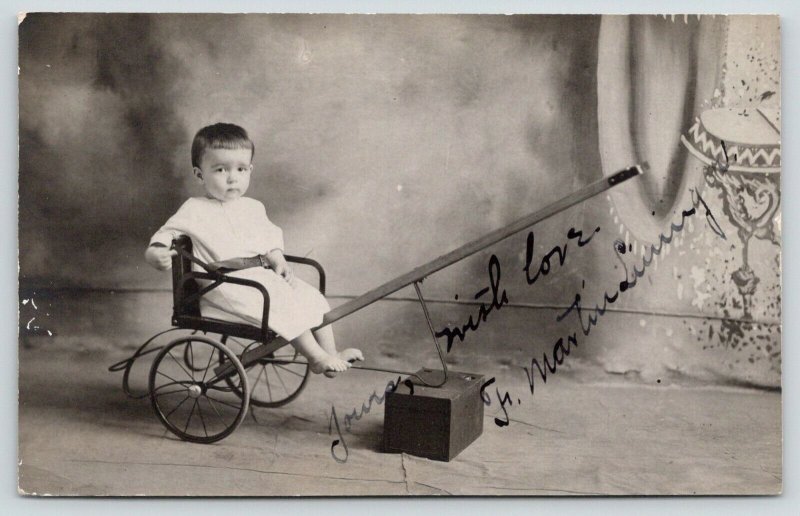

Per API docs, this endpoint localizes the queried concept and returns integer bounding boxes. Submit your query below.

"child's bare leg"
[291,330,349,375]
[313,325,363,363]
[313,325,337,355]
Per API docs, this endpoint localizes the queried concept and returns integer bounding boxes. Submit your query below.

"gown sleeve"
[149,199,196,248]
[259,202,285,253]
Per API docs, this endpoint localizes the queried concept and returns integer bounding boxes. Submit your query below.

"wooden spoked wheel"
[220,335,311,408]
[149,336,250,443]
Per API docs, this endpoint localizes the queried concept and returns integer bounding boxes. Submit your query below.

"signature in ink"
[524,189,726,401]
[434,254,508,352]
[522,332,580,397]
[329,376,402,463]
[557,189,726,337]
[524,226,600,285]
[436,226,599,353]
[480,377,517,427]
[476,189,724,428]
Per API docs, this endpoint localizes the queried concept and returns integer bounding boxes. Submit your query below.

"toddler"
[145,123,362,376]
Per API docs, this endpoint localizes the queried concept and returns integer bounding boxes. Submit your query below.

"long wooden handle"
[318,164,645,328]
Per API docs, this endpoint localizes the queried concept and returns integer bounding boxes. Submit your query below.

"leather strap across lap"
[171,243,270,273]
[206,255,271,272]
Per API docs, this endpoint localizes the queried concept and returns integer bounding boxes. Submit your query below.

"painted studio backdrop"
[18,14,781,495]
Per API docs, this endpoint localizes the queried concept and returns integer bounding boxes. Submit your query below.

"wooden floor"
[18,344,781,496]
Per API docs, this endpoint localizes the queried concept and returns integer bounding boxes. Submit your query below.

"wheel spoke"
[196,398,209,438]
[204,396,237,433]
[183,399,198,434]
[167,350,195,381]
[274,363,305,378]
[262,365,274,402]
[252,364,266,394]
[188,341,196,381]
[154,388,190,398]
[204,396,226,423]
[200,343,216,383]
[164,394,191,419]
[156,370,190,387]
[153,379,191,391]
[205,370,230,386]
[273,365,290,396]
[205,394,245,410]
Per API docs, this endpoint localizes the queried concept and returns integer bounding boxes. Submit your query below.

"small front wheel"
[149,336,250,443]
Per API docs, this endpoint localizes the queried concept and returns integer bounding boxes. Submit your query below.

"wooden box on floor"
[383,368,484,461]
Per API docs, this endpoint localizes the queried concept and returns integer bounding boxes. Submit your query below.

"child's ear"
[193,167,203,182]
[249,164,254,172]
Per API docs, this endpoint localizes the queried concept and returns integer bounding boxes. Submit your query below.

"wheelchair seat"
[170,235,277,342]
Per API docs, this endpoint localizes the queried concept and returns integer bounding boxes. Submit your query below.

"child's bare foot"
[321,350,364,378]
[309,353,350,378]
[338,348,364,363]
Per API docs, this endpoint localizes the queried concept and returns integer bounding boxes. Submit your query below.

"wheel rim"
[149,336,250,443]
[221,336,310,408]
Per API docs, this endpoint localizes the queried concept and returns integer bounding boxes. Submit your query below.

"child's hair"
[191,123,255,168]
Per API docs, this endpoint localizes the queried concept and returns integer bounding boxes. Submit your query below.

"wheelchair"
[110,235,326,444]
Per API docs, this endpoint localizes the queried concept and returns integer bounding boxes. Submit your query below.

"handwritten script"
[328,188,725,462]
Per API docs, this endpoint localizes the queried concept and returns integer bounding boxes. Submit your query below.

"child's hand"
[275,262,295,286]
[145,245,178,271]
[266,250,296,287]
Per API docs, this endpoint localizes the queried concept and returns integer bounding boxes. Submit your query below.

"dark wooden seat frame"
[170,235,326,347]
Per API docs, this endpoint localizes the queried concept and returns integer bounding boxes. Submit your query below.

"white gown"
[150,196,330,340]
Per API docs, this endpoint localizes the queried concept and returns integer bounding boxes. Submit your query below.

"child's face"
[194,147,253,202]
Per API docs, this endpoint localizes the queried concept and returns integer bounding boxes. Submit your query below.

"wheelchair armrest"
[186,271,272,343]
[284,255,326,294]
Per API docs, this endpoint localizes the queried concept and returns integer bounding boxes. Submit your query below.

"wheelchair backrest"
[171,235,201,317]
